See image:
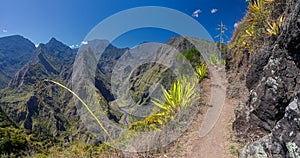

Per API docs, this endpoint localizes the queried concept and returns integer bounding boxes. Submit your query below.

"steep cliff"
[228,0,300,157]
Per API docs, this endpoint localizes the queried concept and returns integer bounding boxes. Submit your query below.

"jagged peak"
[49,37,58,42]
[46,37,68,48]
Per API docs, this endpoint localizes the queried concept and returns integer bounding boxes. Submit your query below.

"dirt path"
[156,67,237,158]
[188,67,235,158]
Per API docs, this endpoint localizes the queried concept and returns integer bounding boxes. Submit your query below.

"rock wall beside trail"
[228,0,300,157]
[242,97,300,157]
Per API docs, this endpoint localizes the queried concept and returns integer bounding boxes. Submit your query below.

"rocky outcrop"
[242,96,300,157]
[231,0,300,157]
[0,38,91,144]
[8,37,76,88]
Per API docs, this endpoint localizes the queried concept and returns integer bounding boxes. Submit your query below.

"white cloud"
[81,41,88,45]
[192,9,202,18]
[211,8,218,14]
[234,22,239,28]
[2,29,7,33]
[35,44,39,48]
[69,44,80,49]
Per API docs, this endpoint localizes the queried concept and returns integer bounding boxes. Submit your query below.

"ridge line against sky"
[0,0,247,48]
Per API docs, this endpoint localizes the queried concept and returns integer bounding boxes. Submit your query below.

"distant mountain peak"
[45,37,70,51]
[48,37,63,45]
[2,34,24,39]
[0,35,34,45]
[49,37,59,42]
[0,34,36,88]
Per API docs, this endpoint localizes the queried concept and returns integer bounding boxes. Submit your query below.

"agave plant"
[246,0,273,40]
[152,77,196,116]
[208,55,219,65]
[129,77,197,131]
[195,63,208,82]
[246,0,273,25]
[245,25,256,37]
[248,0,273,14]
[248,0,264,13]
[208,55,226,66]
[266,15,284,36]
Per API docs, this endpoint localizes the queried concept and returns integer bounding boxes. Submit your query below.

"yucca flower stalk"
[44,79,112,141]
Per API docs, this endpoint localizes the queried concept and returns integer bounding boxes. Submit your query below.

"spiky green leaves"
[266,15,284,36]
[152,78,196,115]
[129,76,197,132]
[195,63,208,82]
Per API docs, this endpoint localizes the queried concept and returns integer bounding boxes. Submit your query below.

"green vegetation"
[181,48,209,81]
[39,68,199,154]
[0,106,27,156]
[128,63,176,107]
[44,79,112,141]
[152,79,195,115]
[129,77,197,131]
[208,55,226,66]
[0,43,209,156]
[182,48,202,68]
[34,142,122,158]
[266,15,284,36]
[0,107,57,157]
[246,0,273,38]
[229,0,285,67]
[229,144,239,157]
[195,63,208,82]
[0,127,28,155]
[242,0,272,49]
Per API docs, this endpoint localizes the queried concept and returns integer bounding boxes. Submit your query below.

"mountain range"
[1,0,298,157]
[0,34,221,156]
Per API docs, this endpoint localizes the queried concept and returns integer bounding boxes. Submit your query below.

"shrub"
[129,77,197,131]
[266,15,284,36]
[208,55,226,66]
[152,78,196,115]
[195,63,208,82]
[229,0,280,67]
[0,127,28,155]
[182,48,202,68]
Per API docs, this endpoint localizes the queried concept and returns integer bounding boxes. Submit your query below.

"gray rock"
[230,0,300,157]
[241,97,300,157]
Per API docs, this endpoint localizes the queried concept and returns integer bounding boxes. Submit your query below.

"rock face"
[1,38,131,143]
[0,38,87,142]
[230,0,300,157]
[8,37,76,88]
[242,97,300,158]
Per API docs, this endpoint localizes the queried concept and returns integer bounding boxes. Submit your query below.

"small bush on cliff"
[266,15,285,36]
[229,0,285,67]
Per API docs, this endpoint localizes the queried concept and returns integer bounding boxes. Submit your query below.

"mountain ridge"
[0,35,36,89]
[0,34,224,156]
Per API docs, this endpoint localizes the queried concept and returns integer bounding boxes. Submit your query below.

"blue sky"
[0,0,248,48]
